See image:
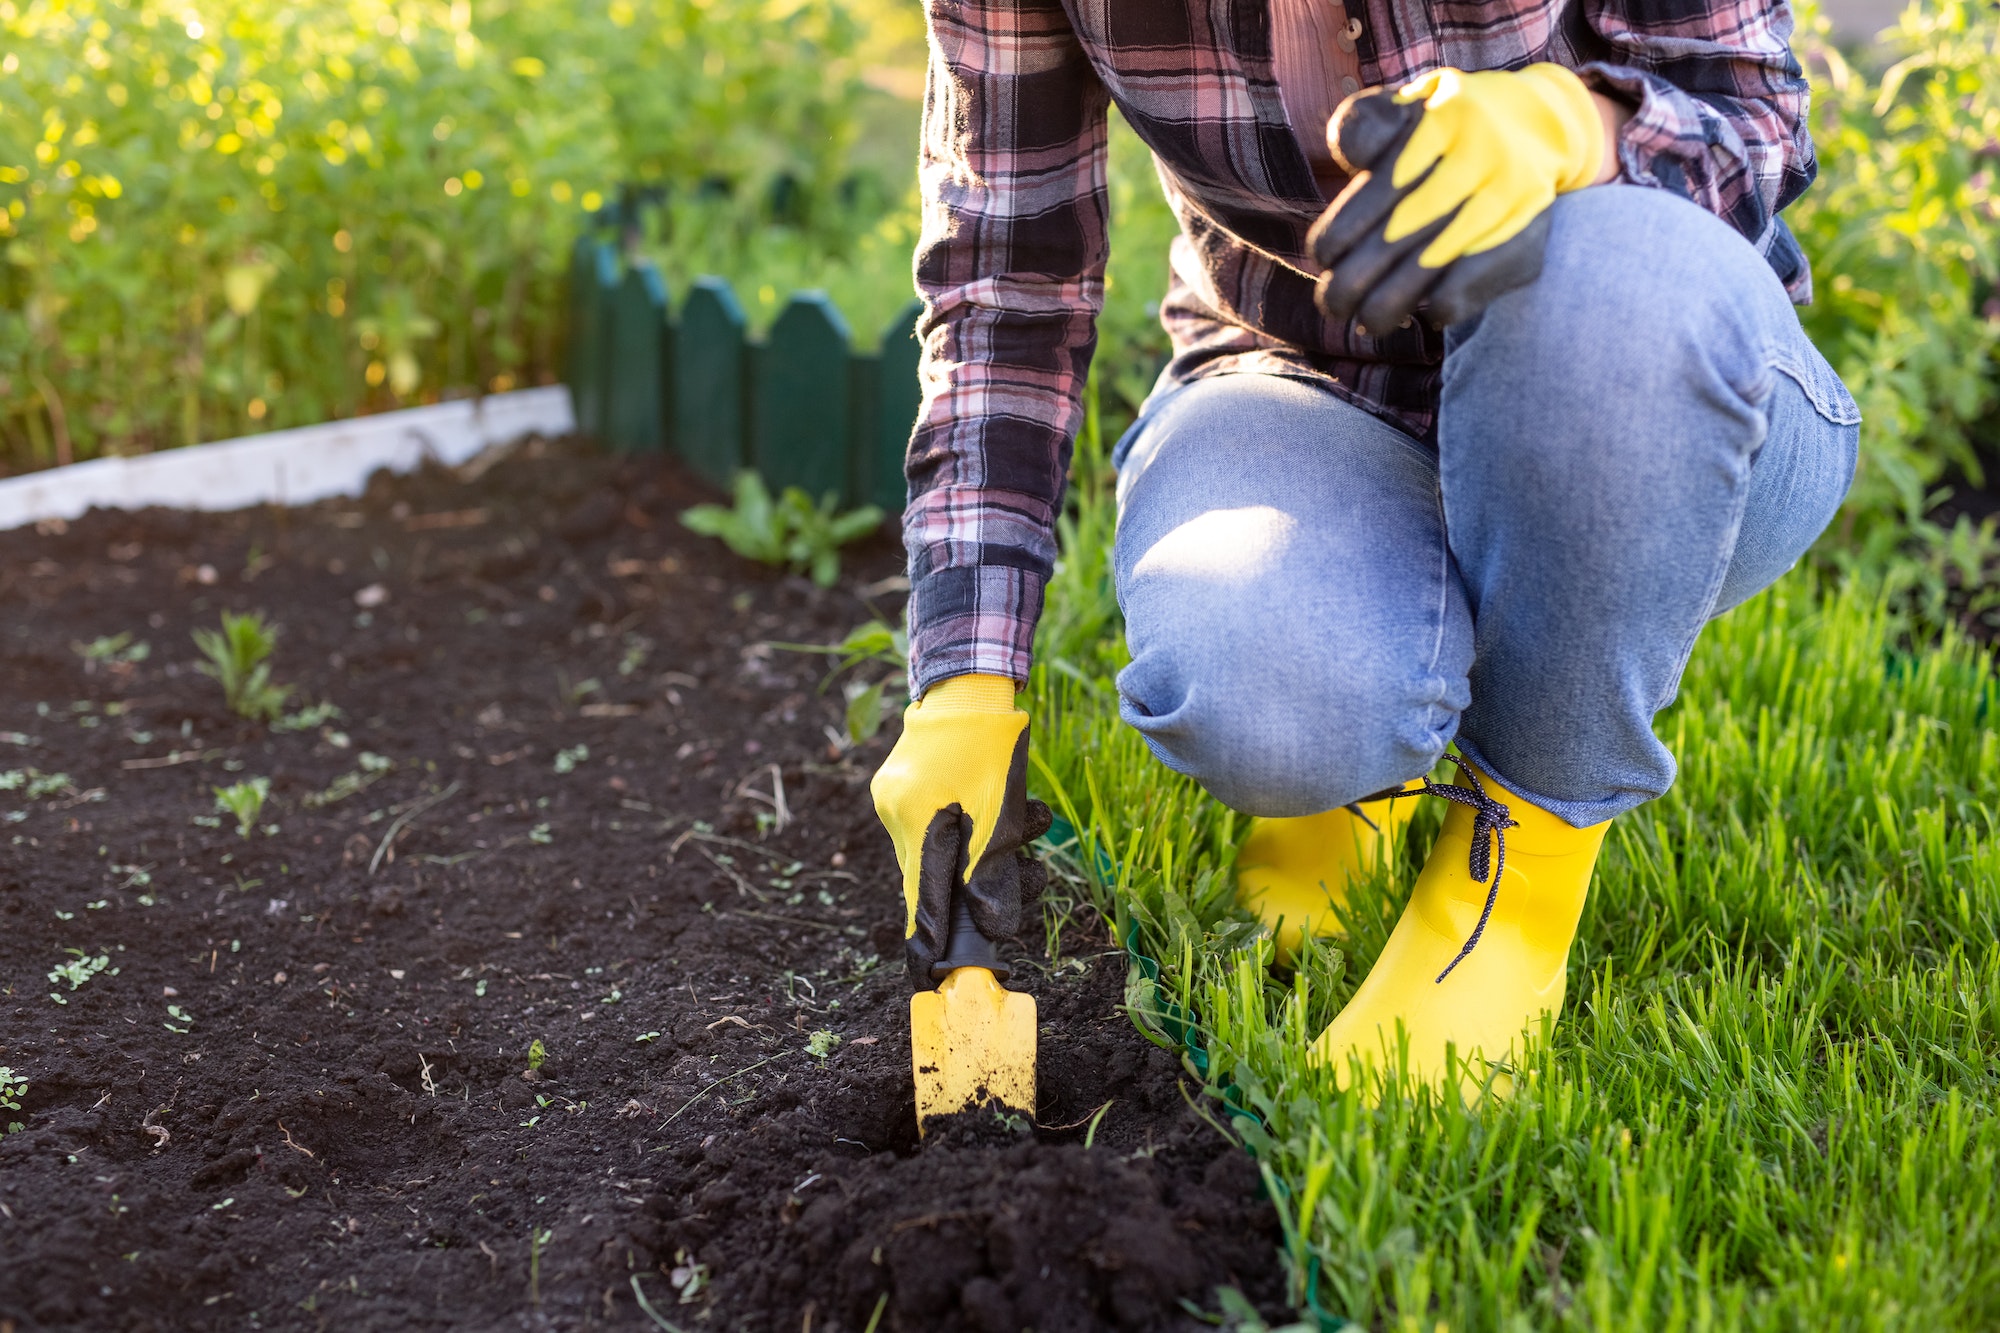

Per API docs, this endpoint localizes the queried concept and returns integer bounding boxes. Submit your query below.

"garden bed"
[0,440,1284,1332]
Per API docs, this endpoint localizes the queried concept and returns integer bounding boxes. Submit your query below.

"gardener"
[872,0,1860,1095]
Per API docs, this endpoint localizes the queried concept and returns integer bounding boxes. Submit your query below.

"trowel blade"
[910,965,1036,1134]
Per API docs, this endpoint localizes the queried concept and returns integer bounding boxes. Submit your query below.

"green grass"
[1026,407,2000,1329]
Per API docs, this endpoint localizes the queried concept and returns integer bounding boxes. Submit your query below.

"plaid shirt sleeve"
[1577,0,1817,297]
[902,0,1111,697]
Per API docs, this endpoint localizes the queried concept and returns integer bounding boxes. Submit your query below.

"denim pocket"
[1770,342,1862,427]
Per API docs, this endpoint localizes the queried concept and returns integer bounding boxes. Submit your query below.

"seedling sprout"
[213,778,271,838]
[47,949,115,1004]
[73,633,150,670]
[0,1066,27,1134]
[192,610,292,722]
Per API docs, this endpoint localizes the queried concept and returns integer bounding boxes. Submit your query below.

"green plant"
[301,751,392,809]
[213,777,271,837]
[668,1249,709,1304]
[805,1029,840,1058]
[47,948,114,1004]
[771,617,910,742]
[192,611,291,722]
[680,471,882,587]
[272,700,341,732]
[526,1038,547,1073]
[528,1225,553,1305]
[1788,0,2000,533]
[72,633,149,669]
[0,1065,28,1134]
[0,768,73,800]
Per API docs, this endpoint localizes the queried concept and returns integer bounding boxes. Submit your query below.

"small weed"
[0,1065,27,1134]
[213,778,271,838]
[629,1274,686,1332]
[618,633,652,677]
[73,633,150,670]
[557,672,602,710]
[634,1031,662,1043]
[991,1107,1030,1136]
[681,471,882,587]
[1,768,74,800]
[805,1030,840,1059]
[302,752,392,808]
[776,618,909,675]
[841,678,893,745]
[771,618,909,743]
[526,1038,547,1073]
[529,1226,555,1306]
[165,1004,193,1034]
[669,1249,709,1304]
[528,823,553,845]
[192,610,292,722]
[1083,1099,1113,1149]
[553,744,589,774]
[48,949,115,1003]
[273,700,342,732]
[1208,1286,1314,1333]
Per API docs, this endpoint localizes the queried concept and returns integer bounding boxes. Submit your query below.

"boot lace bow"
[1370,755,1516,984]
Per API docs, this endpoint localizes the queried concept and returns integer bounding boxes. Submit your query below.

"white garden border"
[0,385,576,532]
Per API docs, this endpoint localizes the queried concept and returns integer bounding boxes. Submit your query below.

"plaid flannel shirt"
[904,0,1817,694]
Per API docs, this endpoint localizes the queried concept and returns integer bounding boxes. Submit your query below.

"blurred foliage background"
[0,0,913,461]
[3,0,1998,626]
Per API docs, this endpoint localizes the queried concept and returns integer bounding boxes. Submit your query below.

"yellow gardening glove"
[1385,65,1603,265]
[870,673,1051,987]
[1309,65,1606,333]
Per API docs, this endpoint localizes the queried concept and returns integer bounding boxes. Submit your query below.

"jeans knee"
[1115,630,1459,817]
[1455,187,1793,414]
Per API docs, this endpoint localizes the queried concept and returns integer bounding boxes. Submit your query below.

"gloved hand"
[870,673,1052,987]
[1309,65,1605,334]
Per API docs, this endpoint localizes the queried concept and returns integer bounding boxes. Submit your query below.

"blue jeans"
[1111,186,1860,828]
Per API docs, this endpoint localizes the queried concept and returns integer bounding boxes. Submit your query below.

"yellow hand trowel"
[911,894,1036,1134]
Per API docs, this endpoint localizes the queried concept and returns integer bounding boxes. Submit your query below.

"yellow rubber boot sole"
[1310,769,1608,1101]
[1236,797,1414,958]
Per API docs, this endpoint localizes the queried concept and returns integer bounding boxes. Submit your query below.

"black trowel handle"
[929,895,1011,984]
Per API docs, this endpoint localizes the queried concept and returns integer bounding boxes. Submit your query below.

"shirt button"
[1341,75,1361,94]
[1347,16,1364,39]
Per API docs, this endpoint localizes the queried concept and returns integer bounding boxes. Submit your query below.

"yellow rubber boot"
[1310,764,1608,1101]
[1235,798,1415,957]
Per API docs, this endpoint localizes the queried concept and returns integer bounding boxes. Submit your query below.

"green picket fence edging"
[564,235,921,514]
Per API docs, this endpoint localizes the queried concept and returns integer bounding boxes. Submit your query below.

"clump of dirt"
[646,954,1279,1332]
[0,438,1284,1330]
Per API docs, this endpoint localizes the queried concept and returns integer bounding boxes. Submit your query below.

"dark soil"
[0,439,1284,1331]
